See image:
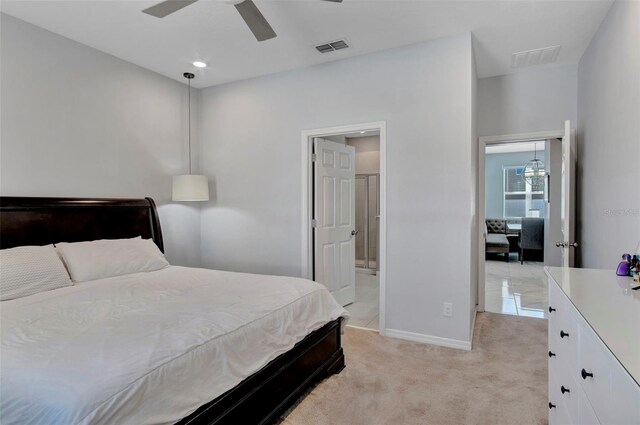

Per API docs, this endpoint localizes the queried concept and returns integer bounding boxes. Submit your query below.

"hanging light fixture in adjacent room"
[172,72,209,202]
[522,142,545,188]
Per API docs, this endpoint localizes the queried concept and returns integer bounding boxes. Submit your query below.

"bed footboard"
[177,317,344,425]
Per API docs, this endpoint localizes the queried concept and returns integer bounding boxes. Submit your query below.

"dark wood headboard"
[0,197,164,252]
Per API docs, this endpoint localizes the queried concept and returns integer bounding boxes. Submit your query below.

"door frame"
[301,121,387,334]
[477,129,563,312]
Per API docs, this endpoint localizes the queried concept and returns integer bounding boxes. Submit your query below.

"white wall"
[199,33,477,345]
[0,14,201,267]
[346,136,380,175]
[577,0,640,268]
[478,65,578,137]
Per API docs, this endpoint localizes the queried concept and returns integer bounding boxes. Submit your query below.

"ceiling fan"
[143,0,342,42]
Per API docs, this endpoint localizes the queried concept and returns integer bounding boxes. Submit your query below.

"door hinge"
[311,219,317,228]
[311,153,317,162]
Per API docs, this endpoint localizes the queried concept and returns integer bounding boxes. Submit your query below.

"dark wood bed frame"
[0,196,345,425]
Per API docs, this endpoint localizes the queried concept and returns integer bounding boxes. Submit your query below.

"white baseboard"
[384,328,472,351]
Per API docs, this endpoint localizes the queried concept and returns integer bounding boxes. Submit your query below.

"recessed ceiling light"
[360,131,365,134]
[192,61,207,68]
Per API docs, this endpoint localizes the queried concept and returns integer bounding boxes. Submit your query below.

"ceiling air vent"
[315,39,349,53]
[511,45,561,68]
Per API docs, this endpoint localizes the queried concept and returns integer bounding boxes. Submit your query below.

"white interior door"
[560,120,577,267]
[314,138,356,306]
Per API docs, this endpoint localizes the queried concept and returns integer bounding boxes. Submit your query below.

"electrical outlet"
[443,302,453,317]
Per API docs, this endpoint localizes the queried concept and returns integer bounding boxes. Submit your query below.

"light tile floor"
[485,253,548,319]
[344,272,379,330]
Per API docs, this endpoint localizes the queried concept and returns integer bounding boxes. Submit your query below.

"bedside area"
[545,267,640,425]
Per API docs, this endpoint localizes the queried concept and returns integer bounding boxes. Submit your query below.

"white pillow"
[0,245,73,301]
[56,237,169,282]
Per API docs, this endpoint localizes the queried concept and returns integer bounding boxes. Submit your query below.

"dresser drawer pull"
[548,351,556,358]
[548,306,556,312]
[549,402,556,409]
[560,330,569,338]
[581,369,594,380]
[561,386,570,394]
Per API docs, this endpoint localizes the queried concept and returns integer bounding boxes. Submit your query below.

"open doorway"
[478,122,576,319]
[301,122,386,333]
[483,140,554,318]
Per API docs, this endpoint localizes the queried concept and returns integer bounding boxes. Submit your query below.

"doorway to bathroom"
[301,122,386,332]
[316,131,380,329]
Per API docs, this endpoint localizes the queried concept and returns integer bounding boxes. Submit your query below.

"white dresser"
[546,267,640,425]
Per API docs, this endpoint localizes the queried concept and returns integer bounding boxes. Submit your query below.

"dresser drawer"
[548,281,578,368]
[549,374,572,425]
[577,322,611,422]
[548,337,561,375]
[554,318,577,370]
[550,358,602,425]
[548,279,575,333]
[547,276,562,332]
[554,353,581,423]
[577,322,640,424]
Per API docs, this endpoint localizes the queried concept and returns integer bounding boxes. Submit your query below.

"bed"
[0,196,347,425]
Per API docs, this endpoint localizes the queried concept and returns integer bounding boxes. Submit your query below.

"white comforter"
[0,266,348,425]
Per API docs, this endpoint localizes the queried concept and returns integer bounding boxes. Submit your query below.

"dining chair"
[519,217,544,264]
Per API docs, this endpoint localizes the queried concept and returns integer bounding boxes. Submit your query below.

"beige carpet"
[281,312,548,425]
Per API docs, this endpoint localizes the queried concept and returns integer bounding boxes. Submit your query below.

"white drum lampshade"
[172,174,209,202]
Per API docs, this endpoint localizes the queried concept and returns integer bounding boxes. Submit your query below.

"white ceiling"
[0,0,613,89]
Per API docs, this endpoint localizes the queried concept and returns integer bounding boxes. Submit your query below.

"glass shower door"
[355,174,379,271]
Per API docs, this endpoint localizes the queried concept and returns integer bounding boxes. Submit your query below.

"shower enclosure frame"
[355,173,380,272]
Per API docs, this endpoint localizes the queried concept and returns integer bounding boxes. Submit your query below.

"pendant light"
[522,142,545,188]
[172,72,209,202]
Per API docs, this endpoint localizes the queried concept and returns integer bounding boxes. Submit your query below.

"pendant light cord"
[183,72,195,175]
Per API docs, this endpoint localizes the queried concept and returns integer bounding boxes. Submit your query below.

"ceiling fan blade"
[234,0,277,42]
[142,0,198,18]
